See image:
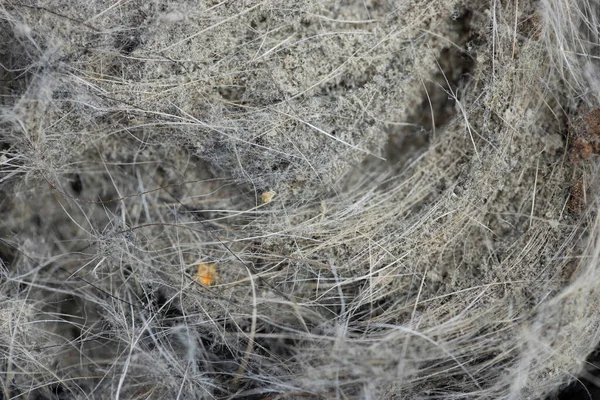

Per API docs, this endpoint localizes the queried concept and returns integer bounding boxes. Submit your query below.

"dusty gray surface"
[2,0,600,399]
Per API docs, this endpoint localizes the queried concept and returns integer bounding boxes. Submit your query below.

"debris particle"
[194,264,216,286]
[262,191,276,204]
[568,178,586,214]
[569,108,600,162]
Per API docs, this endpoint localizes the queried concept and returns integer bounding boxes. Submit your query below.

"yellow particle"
[194,264,216,286]
[261,191,276,204]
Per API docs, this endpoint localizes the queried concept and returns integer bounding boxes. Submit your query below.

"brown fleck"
[563,260,581,281]
[572,138,593,160]
[569,108,600,162]
[568,179,586,213]
[521,11,543,41]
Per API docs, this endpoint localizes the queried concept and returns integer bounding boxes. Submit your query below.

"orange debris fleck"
[261,191,276,204]
[194,264,216,286]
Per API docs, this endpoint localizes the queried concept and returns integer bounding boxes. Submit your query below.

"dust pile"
[1,0,600,398]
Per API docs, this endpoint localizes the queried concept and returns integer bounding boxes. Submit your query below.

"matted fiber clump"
[1,0,600,399]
